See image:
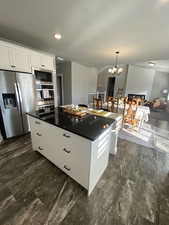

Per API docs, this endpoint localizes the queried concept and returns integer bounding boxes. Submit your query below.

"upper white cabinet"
[0,45,12,70]
[40,54,54,71]
[30,51,54,71]
[29,51,41,68]
[0,40,55,72]
[12,47,31,72]
[0,43,30,72]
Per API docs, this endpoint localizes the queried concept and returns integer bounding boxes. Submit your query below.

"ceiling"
[0,0,169,67]
[136,60,169,72]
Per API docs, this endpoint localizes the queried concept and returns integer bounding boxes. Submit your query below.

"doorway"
[57,74,64,105]
[107,77,116,97]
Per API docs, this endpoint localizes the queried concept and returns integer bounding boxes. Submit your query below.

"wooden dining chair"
[116,97,120,113]
[116,88,123,98]
[106,96,115,112]
[93,97,103,109]
[123,98,140,128]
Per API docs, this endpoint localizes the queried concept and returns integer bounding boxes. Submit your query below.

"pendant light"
[108,51,123,75]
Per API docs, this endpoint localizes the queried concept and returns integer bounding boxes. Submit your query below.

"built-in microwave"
[34,70,53,83]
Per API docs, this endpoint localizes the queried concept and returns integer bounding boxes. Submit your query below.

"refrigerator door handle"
[16,82,23,104]
[14,82,24,132]
[14,83,22,112]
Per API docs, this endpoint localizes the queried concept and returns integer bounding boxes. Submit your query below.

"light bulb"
[148,62,155,67]
[54,33,62,40]
[108,68,113,73]
[118,67,123,74]
[112,67,117,73]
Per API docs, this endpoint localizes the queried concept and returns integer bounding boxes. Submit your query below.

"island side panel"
[88,127,112,196]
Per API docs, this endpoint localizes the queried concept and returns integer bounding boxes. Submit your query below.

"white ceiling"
[136,60,169,72]
[0,0,169,67]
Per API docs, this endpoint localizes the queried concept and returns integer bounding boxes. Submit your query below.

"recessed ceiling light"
[148,62,155,67]
[54,33,62,40]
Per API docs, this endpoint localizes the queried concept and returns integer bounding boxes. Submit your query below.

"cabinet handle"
[38,146,44,151]
[36,132,42,137]
[35,121,41,125]
[41,64,45,67]
[63,134,70,138]
[11,65,16,68]
[64,165,71,171]
[63,148,71,154]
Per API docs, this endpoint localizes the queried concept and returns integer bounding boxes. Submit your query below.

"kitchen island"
[28,107,115,195]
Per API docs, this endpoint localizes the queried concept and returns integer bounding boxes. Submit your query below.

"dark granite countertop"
[27,107,115,141]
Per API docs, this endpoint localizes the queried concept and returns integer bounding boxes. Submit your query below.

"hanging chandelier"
[108,51,123,75]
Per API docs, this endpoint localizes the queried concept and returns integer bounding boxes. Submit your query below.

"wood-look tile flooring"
[0,132,169,224]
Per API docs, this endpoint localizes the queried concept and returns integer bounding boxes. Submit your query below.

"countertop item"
[27,107,115,141]
[61,105,122,121]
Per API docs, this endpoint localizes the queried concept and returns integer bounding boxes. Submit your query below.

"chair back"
[93,97,103,109]
[116,88,123,98]
[106,96,115,112]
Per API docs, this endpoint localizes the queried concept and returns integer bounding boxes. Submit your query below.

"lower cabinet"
[28,115,111,195]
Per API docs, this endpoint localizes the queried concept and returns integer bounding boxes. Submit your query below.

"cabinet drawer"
[30,129,61,167]
[33,134,90,189]
[37,142,60,166]
[58,137,91,189]
[56,128,89,152]
[29,117,60,141]
[60,159,89,189]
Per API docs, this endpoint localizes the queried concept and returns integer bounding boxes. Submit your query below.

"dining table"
[96,101,150,129]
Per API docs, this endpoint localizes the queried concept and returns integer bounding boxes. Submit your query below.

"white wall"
[125,65,155,100]
[151,71,169,99]
[71,62,98,105]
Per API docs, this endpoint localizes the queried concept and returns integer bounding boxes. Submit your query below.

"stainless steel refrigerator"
[0,71,36,139]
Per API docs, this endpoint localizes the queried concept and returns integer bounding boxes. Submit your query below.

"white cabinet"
[0,44,30,72]
[12,47,31,72]
[0,45,12,70]
[40,54,54,71]
[30,51,54,71]
[29,52,41,69]
[0,40,55,72]
[28,115,111,195]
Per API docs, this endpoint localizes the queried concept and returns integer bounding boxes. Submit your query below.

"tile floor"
[0,131,169,224]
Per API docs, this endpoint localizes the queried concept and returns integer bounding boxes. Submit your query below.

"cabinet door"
[61,135,91,189]
[40,54,54,71]
[30,52,54,71]
[30,51,41,68]
[0,45,11,70]
[52,127,90,188]
[28,116,61,163]
[12,48,31,72]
